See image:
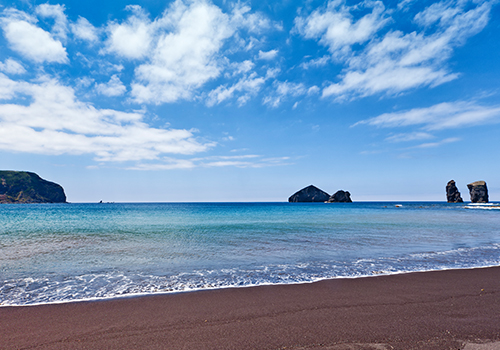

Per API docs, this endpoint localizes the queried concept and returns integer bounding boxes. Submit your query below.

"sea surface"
[1,202,499,306]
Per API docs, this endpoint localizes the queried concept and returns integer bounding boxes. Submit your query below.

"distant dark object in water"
[288,185,330,202]
[446,180,463,203]
[327,190,352,203]
[467,181,488,203]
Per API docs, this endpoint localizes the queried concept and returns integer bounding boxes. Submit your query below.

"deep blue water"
[1,202,499,306]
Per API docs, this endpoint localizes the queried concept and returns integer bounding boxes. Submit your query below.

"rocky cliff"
[0,171,67,203]
[288,185,330,202]
[446,180,463,203]
[327,190,352,203]
[467,181,488,203]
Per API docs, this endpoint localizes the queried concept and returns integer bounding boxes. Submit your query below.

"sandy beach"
[1,267,499,350]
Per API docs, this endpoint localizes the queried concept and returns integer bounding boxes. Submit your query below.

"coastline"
[1,266,499,349]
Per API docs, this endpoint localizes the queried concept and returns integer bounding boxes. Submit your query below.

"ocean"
[1,202,499,306]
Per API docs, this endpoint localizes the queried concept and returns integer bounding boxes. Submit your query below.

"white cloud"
[258,49,278,60]
[263,81,317,108]
[397,0,417,11]
[207,68,280,106]
[35,4,68,40]
[294,0,389,58]
[126,0,279,105]
[95,75,127,97]
[105,5,153,60]
[71,16,98,43]
[295,0,494,101]
[1,9,68,64]
[385,132,434,143]
[131,0,235,104]
[0,74,213,162]
[354,101,500,130]
[300,55,330,69]
[131,154,291,170]
[230,4,281,33]
[0,73,19,99]
[228,60,255,76]
[413,137,460,148]
[0,58,25,74]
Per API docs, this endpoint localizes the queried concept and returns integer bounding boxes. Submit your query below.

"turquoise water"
[1,202,499,306]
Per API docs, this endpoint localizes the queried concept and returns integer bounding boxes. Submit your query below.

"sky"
[0,0,499,202]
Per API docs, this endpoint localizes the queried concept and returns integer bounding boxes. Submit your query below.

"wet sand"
[1,267,500,349]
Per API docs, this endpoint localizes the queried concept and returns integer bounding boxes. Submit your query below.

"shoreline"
[2,266,500,349]
[3,264,500,308]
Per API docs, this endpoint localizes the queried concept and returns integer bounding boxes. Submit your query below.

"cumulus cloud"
[353,101,500,131]
[71,16,98,43]
[0,9,68,64]
[95,75,127,97]
[105,5,153,59]
[295,0,494,101]
[123,0,280,105]
[131,0,234,104]
[0,74,213,162]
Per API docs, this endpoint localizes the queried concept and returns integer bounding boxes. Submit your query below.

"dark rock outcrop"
[467,181,488,203]
[288,185,330,202]
[0,171,66,203]
[327,190,352,203]
[446,180,463,203]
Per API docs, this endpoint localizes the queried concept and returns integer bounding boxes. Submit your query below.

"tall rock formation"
[467,181,488,203]
[288,185,330,202]
[446,180,463,203]
[327,190,352,203]
[0,171,66,203]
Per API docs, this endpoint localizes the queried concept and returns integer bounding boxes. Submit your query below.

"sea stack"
[0,171,66,204]
[467,181,488,203]
[446,180,463,203]
[327,190,352,203]
[288,185,330,202]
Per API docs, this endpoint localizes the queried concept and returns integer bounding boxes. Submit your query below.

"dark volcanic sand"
[1,267,500,349]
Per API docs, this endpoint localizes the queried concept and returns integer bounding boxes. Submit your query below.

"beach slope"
[1,267,499,349]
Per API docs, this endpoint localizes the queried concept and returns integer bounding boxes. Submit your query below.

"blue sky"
[0,0,499,202]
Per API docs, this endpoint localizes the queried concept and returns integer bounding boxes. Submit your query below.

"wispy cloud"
[130,155,292,170]
[353,101,500,130]
[385,132,434,143]
[412,137,460,148]
[0,58,25,74]
[295,0,494,101]
[294,0,389,59]
[263,81,319,108]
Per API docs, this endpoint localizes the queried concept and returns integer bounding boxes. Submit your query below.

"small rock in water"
[467,181,489,203]
[446,180,463,203]
[326,190,352,203]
